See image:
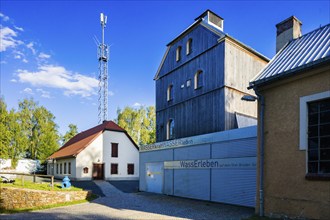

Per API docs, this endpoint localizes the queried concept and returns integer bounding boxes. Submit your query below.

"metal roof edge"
[249,56,330,89]
[248,41,290,89]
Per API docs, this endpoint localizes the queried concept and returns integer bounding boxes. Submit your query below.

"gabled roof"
[48,120,138,159]
[249,23,330,88]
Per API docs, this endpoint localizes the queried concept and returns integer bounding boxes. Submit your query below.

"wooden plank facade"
[155,10,268,142]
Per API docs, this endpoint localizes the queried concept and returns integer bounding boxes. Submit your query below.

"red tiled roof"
[48,120,138,159]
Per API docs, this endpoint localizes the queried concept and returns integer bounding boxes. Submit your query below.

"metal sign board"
[164,157,256,169]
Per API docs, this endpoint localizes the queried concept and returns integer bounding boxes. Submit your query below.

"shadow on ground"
[71,181,105,197]
[108,180,139,193]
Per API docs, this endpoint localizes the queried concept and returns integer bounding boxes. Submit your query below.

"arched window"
[186,38,192,55]
[83,167,89,174]
[167,119,175,140]
[176,46,181,61]
[167,84,173,101]
[194,70,203,89]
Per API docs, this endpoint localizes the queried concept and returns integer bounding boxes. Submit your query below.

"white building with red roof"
[47,120,139,181]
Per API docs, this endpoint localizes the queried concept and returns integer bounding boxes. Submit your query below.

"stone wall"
[0,187,91,210]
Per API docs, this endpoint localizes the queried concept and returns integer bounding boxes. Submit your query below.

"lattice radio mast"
[98,13,109,124]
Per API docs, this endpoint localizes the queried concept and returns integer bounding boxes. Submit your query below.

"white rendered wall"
[103,130,139,180]
[52,158,76,180]
[75,134,103,180]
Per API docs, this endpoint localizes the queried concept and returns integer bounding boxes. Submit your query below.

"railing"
[0,172,55,189]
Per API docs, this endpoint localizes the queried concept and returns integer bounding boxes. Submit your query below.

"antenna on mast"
[97,12,109,124]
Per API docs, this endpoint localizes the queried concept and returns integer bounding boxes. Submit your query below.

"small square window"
[83,167,89,174]
[186,80,191,87]
[127,164,134,175]
[111,163,118,174]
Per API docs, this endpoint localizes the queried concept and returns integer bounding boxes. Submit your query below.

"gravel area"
[1,180,254,220]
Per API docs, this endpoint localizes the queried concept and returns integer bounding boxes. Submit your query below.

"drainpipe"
[255,89,265,217]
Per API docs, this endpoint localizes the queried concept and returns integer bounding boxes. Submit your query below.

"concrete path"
[0,181,254,220]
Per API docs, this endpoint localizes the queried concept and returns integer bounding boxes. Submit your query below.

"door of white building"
[146,162,163,194]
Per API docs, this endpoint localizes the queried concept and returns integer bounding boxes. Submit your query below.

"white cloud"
[108,91,114,96]
[38,52,51,59]
[22,87,34,95]
[17,65,99,98]
[22,58,28,63]
[26,42,36,54]
[10,79,17,82]
[14,55,21,59]
[36,88,51,98]
[0,13,9,21]
[0,26,23,52]
[14,25,24,32]
[133,102,142,107]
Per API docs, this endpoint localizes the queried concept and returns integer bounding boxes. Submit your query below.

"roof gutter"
[249,56,330,89]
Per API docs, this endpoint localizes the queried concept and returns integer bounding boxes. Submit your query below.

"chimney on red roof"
[276,16,302,53]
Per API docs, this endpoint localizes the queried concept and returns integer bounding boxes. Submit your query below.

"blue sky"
[1,1,329,136]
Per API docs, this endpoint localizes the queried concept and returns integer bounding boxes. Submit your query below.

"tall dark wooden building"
[155,10,269,142]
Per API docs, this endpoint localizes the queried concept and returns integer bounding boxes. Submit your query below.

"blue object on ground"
[61,176,71,188]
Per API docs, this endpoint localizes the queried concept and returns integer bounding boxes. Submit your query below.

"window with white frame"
[167,84,173,101]
[300,91,330,176]
[194,70,203,89]
[176,46,181,61]
[186,38,192,55]
[167,119,175,140]
[307,98,330,174]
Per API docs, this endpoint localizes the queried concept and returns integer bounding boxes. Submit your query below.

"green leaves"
[116,106,155,146]
[0,97,60,163]
[62,124,78,145]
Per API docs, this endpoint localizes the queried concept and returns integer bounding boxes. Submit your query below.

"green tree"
[116,106,156,146]
[62,124,78,145]
[0,98,26,166]
[17,98,60,162]
[0,97,11,158]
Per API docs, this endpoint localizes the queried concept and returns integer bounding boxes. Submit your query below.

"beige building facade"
[249,17,330,219]
[256,65,330,219]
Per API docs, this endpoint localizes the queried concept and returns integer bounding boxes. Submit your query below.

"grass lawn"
[1,178,82,191]
[0,178,98,213]
[0,194,98,214]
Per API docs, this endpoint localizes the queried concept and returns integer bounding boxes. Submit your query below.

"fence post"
[51,176,54,190]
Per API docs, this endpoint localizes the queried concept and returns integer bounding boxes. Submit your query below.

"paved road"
[1,181,254,220]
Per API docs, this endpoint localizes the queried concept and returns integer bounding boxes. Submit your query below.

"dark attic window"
[186,38,192,55]
[83,167,89,174]
[176,46,182,62]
